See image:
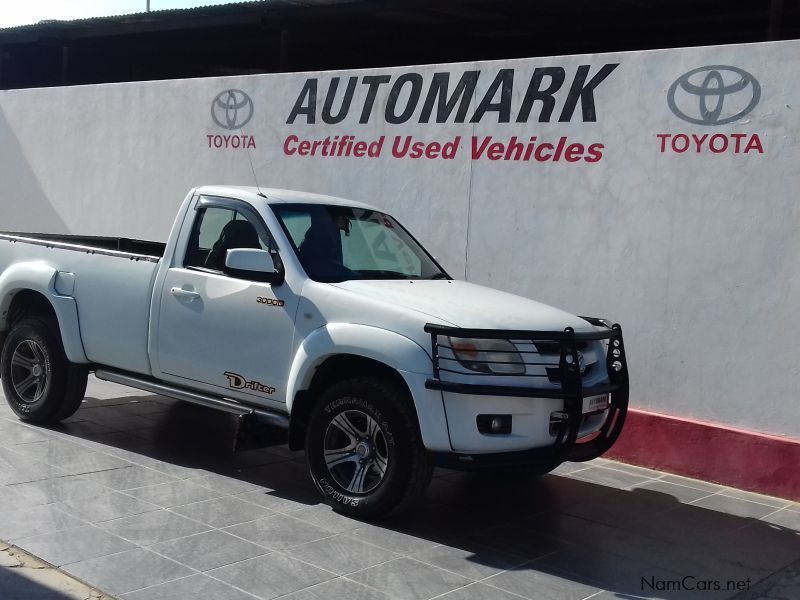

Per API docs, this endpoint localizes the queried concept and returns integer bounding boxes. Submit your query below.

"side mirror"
[225,248,284,285]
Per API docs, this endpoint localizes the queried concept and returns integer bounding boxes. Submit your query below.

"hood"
[328,279,595,332]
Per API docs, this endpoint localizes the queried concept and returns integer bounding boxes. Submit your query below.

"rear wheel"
[1,317,88,424]
[305,377,432,519]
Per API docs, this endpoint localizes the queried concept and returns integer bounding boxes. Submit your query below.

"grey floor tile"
[236,487,321,514]
[223,514,331,550]
[189,472,265,495]
[560,488,683,532]
[717,488,792,509]
[16,524,135,566]
[0,483,26,502]
[437,582,528,600]
[350,557,471,600]
[123,574,257,600]
[123,480,222,508]
[56,490,161,523]
[281,577,393,600]
[484,565,602,600]
[170,495,274,528]
[84,466,178,490]
[0,446,28,469]
[149,529,267,571]
[713,522,800,575]
[9,475,111,505]
[100,509,211,545]
[600,461,666,479]
[286,533,399,575]
[660,474,725,494]
[118,454,203,479]
[760,508,800,531]
[53,419,118,437]
[10,438,91,461]
[89,414,160,431]
[0,460,66,485]
[631,479,716,504]
[52,451,133,476]
[411,542,527,580]
[290,504,367,533]
[570,466,654,489]
[534,545,683,594]
[690,493,779,519]
[63,548,194,596]
[346,524,441,554]
[463,520,568,560]
[209,553,334,599]
[1,425,53,445]
[0,504,86,541]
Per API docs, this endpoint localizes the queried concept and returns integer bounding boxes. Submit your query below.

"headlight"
[447,337,525,375]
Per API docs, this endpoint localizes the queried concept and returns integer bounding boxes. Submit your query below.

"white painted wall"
[1,40,797,439]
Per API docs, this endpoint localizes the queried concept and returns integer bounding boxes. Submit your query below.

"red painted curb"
[605,409,800,502]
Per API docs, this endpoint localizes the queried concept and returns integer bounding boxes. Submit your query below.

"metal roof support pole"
[768,0,784,40]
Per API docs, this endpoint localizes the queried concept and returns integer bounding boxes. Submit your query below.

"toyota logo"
[667,65,760,126]
[211,89,254,130]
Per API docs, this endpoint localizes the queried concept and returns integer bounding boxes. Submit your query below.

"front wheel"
[305,377,432,519]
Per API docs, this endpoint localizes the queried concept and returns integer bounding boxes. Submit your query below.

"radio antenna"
[241,127,265,197]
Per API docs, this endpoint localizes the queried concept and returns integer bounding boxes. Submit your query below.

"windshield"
[271,203,448,282]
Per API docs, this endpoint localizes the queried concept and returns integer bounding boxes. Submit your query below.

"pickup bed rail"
[0,232,165,261]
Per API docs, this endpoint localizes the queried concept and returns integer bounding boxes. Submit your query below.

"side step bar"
[94,369,289,429]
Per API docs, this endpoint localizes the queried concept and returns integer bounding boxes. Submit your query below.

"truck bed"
[0,232,166,258]
[0,231,160,375]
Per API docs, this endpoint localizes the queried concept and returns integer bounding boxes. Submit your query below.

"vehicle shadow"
[48,393,800,600]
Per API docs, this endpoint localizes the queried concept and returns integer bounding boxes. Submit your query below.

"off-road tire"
[0,317,88,424]
[305,377,432,519]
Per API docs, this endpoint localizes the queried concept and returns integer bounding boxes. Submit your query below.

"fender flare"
[286,323,433,413]
[0,262,89,363]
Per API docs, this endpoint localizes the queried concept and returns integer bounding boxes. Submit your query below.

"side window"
[185,206,275,273]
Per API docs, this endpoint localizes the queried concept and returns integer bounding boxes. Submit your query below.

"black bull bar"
[424,318,629,469]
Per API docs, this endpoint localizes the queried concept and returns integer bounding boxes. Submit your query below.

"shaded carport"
[0,0,798,90]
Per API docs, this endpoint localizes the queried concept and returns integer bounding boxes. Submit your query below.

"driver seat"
[204,219,261,271]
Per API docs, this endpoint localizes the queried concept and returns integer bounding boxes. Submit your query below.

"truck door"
[155,197,297,409]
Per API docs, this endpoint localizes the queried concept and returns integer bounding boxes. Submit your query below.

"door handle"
[170,287,200,301]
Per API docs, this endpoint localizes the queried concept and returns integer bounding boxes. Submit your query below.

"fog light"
[612,360,623,372]
[477,414,512,434]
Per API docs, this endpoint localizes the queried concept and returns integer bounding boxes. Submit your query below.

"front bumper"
[424,318,629,470]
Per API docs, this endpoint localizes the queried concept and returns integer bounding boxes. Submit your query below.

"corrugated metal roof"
[0,1,353,34]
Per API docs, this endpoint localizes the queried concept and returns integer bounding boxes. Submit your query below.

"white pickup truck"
[0,186,628,517]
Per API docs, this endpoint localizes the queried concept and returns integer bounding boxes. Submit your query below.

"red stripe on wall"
[606,409,800,502]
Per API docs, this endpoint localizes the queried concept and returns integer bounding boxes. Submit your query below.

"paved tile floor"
[0,376,798,600]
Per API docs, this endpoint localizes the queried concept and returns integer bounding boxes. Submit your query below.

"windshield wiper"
[429,271,450,280]
[354,270,414,280]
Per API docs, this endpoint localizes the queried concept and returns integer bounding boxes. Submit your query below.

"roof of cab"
[195,185,380,211]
